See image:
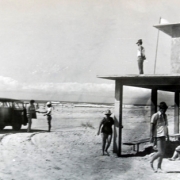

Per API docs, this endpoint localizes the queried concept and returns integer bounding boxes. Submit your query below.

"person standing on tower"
[136,39,146,74]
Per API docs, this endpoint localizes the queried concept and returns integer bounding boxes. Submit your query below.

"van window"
[0,102,3,107]
[3,102,12,107]
[13,102,23,109]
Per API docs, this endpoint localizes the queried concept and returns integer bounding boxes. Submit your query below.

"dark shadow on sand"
[0,129,47,134]
[166,171,180,173]
[118,140,180,158]
[117,144,155,157]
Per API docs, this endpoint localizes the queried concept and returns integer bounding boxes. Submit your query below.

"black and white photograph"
[0,0,180,179]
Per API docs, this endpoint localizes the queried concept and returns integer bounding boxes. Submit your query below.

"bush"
[81,122,95,129]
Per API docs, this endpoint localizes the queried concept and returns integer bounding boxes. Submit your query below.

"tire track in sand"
[0,133,13,145]
[26,132,45,145]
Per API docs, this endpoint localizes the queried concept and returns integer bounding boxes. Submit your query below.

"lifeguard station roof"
[97,74,180,92]
[154,23,180,37]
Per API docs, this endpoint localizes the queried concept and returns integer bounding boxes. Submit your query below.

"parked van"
[0,98,28,130]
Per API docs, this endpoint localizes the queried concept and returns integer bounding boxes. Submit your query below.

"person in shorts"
[26,100,38,132]
[150,102,169,173]
[97,110,114,156]
[168,145,180,161]
[44,102,52,132]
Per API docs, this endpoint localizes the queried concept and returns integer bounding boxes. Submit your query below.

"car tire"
[0,125,5,130]
[12,123,22,131]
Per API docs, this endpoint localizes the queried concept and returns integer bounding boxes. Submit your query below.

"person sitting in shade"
[97,110,114,156]
[168,145,180,161]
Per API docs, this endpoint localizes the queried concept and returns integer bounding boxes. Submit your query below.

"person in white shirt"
[150,102,169,173]
[136,39,146,74]
[41,102,52,132]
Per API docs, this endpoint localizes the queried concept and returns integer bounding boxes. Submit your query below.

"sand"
[0,104,180,180]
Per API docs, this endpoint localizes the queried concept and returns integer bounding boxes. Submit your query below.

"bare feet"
[150,162,157,173]
[168,158,175,161]
[157,168,166,173]
[105,151,110,156]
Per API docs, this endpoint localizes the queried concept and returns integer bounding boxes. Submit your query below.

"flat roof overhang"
[97,74,180,92]
[153,23,180,37]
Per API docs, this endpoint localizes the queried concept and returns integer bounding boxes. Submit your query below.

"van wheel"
[0,126,5,130]
[12,123,22,131]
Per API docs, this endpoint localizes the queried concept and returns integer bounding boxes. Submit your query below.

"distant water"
[56,102,114,108]
[37,100,155,108]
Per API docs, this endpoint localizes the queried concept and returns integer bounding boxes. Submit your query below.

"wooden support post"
[151,89,157,117]
[137,144,139,153]
[113,80,123,157]
[174,91,179,134]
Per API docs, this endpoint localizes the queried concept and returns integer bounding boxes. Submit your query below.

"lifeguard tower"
[98,23,180,157]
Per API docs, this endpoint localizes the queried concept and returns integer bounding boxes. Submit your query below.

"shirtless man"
[97,110,114,156]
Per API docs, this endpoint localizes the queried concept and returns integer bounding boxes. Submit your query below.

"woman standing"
[97,110,114,156]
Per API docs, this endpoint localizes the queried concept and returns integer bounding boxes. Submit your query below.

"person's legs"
[176,146,180,160]
[157,137,166,171]
[177,152,180,160]
[169,151,178,160]
[150,137,165,172]
[27,117,32,132]
[170,146,180,160]
[101,133,108,155]
[48,120,51,132]
[137,59,144,74]
[47,116,52,132]
[105,134,112,155]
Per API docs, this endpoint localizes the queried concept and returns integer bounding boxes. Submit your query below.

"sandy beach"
[0,104,180,180]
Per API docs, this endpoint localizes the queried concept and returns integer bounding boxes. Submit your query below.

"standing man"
[26,100,37,132]
[39,102,53,132]
[43,102,52,132]
[136,39,146,74]
[97,110,114,156]
[150,102,169,173]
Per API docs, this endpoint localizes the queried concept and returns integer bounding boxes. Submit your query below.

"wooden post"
[154,17,161,74]
[113,80,123,157]
[174,91,179,134]
[151,89,158,117]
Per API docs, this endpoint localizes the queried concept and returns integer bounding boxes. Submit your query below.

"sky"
[0,0,179,103]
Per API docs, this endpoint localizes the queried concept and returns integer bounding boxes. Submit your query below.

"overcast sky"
[0,0,179,103]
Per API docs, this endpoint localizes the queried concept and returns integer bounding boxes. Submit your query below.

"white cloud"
[22,82,115,93]
[0,76,150,96]
[0,76,22,90]
[0,76,174,105]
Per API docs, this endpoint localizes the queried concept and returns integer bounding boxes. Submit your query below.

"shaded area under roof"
[97,74,180,92]
[154,23,180,37]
